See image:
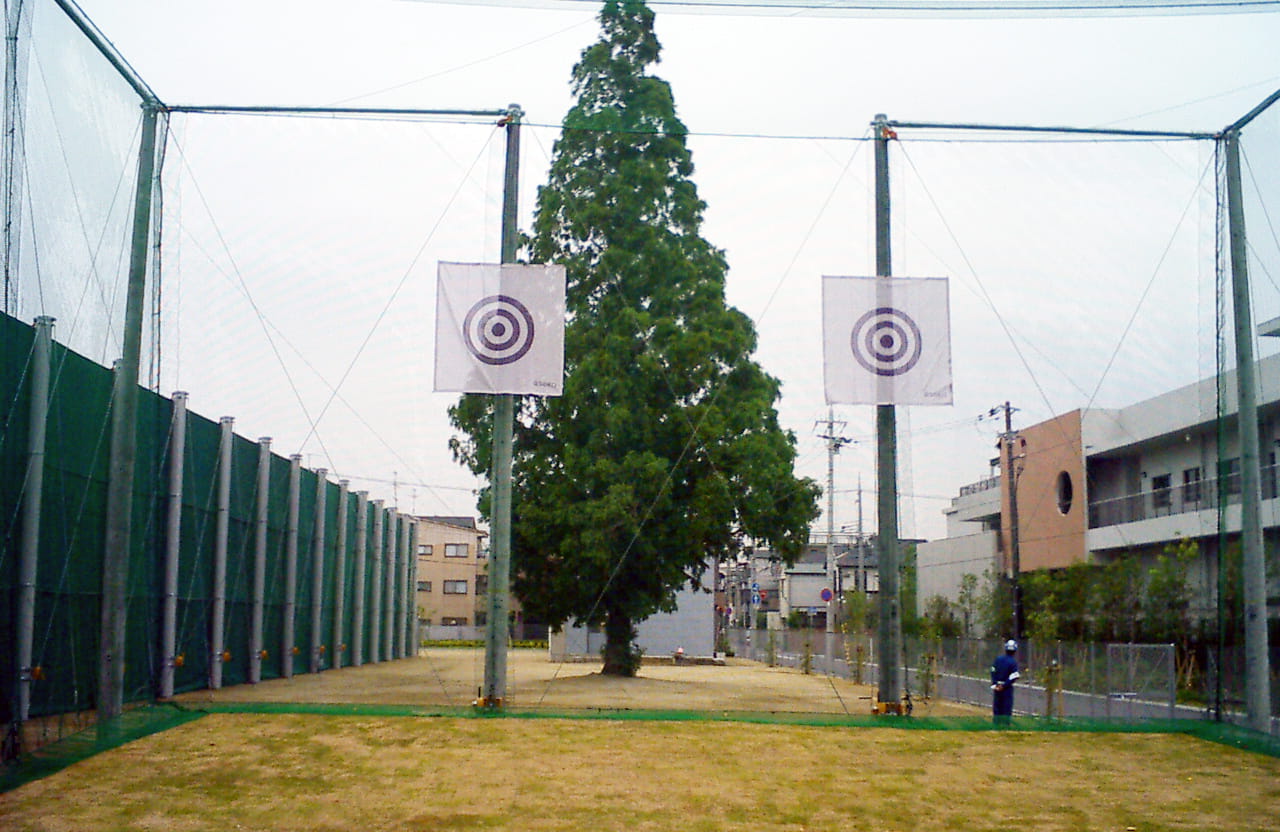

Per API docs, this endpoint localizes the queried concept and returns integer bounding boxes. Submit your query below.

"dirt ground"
[170,647,986,717]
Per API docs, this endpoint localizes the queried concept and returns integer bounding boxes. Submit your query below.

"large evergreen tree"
[450,0,819,675]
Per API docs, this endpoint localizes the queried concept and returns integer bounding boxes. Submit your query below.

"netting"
[4,0,1280,793]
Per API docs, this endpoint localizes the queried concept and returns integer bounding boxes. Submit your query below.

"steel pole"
[3,2,33,315]
[98,105,159,722]
[369,500,384,663]
[399,517,413,658]
[483,104,522,706]
[383,511,396,662]
[873,114,902,709]
[352,492,368,667]
[282,454,301,678]
[309,469,327,674]
[16,315,53,721]
[249,437,270,683]
[406,520,418,655]
[210,417,233,689]
[333,480,349,668]
[159,391,188,699]
[1224,130,1272,734]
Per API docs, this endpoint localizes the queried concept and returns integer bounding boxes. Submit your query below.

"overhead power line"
[409,0,1280,19]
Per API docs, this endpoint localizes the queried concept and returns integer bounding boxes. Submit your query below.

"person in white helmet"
[990,639,1020,723]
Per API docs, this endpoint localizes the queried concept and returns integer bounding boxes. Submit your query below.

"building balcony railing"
[1087,465,1278,529]
[958,474,1000,499]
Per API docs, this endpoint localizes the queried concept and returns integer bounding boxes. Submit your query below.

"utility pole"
[992,402,1023,641]
[856,474,865,598]
[817,408,851,673]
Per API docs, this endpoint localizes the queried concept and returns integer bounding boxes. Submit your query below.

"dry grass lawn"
[2,649,1278,831]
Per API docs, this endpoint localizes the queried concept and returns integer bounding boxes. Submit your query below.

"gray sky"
[47,0,1280,539]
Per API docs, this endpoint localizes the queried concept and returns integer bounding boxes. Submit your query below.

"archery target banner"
[822,275,953,406]
[434,262,566,396]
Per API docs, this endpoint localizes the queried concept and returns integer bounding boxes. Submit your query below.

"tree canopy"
[449,0,819,675]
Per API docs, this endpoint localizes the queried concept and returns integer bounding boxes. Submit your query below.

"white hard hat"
[1004,639,1018,652]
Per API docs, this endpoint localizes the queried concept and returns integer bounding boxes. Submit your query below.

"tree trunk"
[601,607,639,677]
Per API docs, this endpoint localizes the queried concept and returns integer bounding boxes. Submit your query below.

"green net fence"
[0,309,421,761]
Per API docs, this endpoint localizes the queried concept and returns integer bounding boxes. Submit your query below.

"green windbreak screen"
[1,309,417,736]
[30,337,113,716]
[222,433,261,689]
[173,411,220,696]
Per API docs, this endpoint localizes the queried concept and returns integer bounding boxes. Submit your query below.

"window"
[441,616,468,626]
[443,580,468,595]
[417,544,433,557]
[445,543,469,558]
[417,580,431,593]
[1151,473,1171,510]
[1055,471,1074,515]
[475,575,488,595]
[1183,467,1202,503]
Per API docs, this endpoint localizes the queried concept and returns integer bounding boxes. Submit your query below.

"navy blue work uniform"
[990,642,1020,720]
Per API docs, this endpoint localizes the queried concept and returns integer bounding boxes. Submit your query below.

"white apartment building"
[919,352,1280,622]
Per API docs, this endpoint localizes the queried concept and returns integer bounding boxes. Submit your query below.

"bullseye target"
[850,306,923,377]
[462,294,535,366]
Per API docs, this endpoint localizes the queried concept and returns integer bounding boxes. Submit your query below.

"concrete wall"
[551,581,716,659]
[916,530,999,615]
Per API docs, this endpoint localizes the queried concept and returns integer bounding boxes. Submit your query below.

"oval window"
[1056,471,1074,515]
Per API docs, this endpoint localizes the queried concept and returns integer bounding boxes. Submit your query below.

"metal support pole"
[159,391,187,699]
[282,454,301,679]
[1224,129,1272,734]
[333,480,349,669]
[249,437,270,683]
[406,520,418,655]
[209,416,232,689]
[3,2,33,316]
[391,513,403,659]
[398,515,411,659]
[16,315,53,720]
[99,104,159,722]
[309,470,328,674]
[352,492,368,667]
[370,500,384,663]
[383,511,396,662]
[873,113,903,709]
[483,104,522,706]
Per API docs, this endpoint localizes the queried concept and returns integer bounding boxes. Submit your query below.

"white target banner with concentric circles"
[822,275,952,406]
[434,262,566,396]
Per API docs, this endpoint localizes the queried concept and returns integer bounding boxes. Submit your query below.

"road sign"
[751,591,761,605]
[751,582,759,591]
[759,590,768,602]
[820,587,833,602]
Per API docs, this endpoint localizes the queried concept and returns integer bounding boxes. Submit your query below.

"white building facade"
[918,352,1280,623]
